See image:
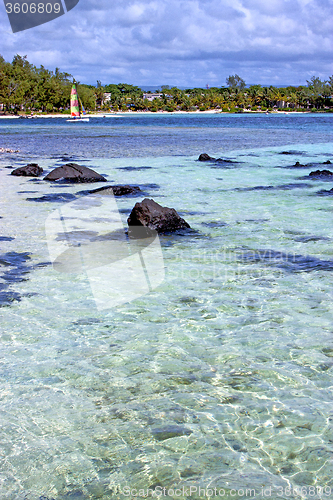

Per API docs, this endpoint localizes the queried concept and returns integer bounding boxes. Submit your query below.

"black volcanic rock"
[127,198,191,234]
[44,163,107,183]
[198,153,216,161]
[11,163,43,177]
[309,169,333,178]
[198,154,240,165]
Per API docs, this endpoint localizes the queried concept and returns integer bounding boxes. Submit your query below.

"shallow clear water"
[1,115,333,500]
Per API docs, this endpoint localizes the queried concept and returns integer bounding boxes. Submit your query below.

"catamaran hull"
[66,118,90,122]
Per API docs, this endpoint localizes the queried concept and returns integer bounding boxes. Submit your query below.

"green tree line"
[0,54,96,113]
[102,76,333,113]
[0,55,332,114]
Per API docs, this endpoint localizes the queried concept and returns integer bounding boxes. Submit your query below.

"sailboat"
[66,82,90,122]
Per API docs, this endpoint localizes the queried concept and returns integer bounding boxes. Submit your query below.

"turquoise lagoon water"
[1,114,333,500]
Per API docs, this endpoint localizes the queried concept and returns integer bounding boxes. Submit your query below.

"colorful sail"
[70,83,80,117]
[67,80,89,122]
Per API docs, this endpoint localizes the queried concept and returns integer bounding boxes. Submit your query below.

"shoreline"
[0,110,316,119]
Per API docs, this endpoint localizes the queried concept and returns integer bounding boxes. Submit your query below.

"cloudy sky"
[1,0,332,87]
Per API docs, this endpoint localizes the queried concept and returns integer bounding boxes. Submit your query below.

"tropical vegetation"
[0,54,332,114]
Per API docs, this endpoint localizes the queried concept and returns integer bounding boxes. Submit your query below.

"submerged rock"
[26,193,76,203]
[279,150,304,155]
[234,183,311,191]
[239,248,333,272]
[316,188,333,196]
[44,163,107,183]
[11,163,43,177]
[127,198,191,234]
[0,291,22,306]
[77,185,142,197]
[117,166,152,171]
[293,235,330,243]
[0,252,30,307]
[0,251,49,307]
[152,425,192,441]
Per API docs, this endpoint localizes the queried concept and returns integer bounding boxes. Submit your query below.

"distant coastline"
[0,109,316,119]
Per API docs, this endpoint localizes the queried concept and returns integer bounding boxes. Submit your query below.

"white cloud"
[0,0,332,86]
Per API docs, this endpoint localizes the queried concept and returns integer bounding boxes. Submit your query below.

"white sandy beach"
[0,109,311,119]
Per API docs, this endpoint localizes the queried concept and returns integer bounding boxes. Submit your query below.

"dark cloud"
[0,0,332,86]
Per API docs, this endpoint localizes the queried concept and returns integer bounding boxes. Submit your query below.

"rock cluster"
[9,160,190,234]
